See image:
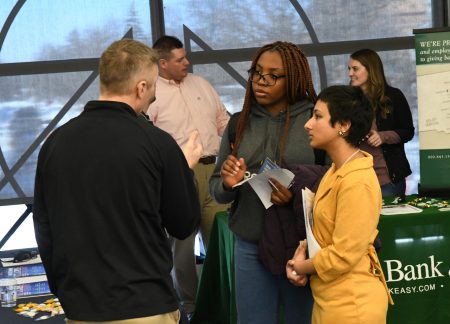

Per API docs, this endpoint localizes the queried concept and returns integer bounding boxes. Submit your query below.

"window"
[0,0,152,255]
[163,0,432,195]
[0,0,437,253]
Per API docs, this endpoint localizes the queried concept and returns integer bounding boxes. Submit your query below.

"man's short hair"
[99,39,158,95]
[152,35,184,60]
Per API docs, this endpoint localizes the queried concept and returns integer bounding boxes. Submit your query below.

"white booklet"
[232,158,295,209]
[248,168,294,209]
[302,188,321,258]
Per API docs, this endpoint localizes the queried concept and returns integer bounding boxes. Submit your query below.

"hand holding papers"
[302,188,321,258]
[286,240,309,287]
[233,158,294,209]
[249,168,295,209]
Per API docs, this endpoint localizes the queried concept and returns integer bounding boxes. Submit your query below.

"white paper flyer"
[302,188,321,258]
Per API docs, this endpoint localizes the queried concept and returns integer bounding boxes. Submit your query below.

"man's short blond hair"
[99,39,158,95]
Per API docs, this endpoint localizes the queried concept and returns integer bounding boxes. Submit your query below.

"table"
[0,295,66,323]
[193,198,450,324]
[191,212,236,324]
[378,199,450,323]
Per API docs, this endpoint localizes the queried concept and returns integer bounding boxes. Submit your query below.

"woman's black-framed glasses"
[248,68,286,86]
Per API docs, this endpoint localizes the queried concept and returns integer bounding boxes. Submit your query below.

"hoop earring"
[338,129,346,137]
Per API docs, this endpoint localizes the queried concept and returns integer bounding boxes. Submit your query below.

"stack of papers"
[302,188,321,258]
[381,204,423,215]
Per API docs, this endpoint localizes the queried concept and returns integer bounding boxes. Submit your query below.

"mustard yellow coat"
[310,152,391,324]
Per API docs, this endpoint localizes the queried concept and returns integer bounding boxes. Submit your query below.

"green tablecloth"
[191,212,236,324]
[378,200,450,323]
[193,198,450,324]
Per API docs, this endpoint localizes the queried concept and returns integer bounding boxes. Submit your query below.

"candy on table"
[14,297,65,319]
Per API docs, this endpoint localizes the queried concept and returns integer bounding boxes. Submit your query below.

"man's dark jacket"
[33,101,200,321]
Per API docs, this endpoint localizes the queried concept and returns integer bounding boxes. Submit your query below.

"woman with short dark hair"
[288,85,393,324]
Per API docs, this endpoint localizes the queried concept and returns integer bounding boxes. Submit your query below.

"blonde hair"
[99,39,158,95]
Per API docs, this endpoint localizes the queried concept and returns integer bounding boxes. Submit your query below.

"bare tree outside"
[0,0,433,201]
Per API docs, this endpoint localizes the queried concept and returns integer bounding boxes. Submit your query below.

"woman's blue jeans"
[234,235,313,324]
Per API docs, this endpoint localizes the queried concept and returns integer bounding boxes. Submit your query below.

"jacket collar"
[84,100,138,117]
[314,151,374,202]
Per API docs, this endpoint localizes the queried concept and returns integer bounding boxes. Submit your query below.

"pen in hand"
[268,178,280,192]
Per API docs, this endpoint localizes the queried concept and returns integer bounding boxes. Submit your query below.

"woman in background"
[288,85,393,324]
[348,48,414,198]
[210,41,323,323]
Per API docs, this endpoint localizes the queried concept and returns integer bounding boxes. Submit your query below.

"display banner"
[414,28,450,195]
[379,202,450,324]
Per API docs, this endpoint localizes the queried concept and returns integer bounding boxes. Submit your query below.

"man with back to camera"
[33,39,202,324]
[146,35,230,318]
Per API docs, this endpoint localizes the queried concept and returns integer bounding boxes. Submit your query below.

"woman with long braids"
[209,41,325,323]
